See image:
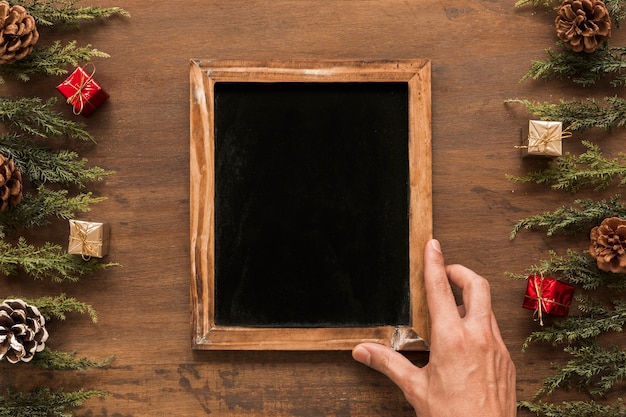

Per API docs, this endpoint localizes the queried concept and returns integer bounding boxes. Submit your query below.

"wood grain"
[1,0,625,415]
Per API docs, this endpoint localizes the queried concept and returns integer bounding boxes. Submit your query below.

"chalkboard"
[213,82,410,327]
[190,59,432,350]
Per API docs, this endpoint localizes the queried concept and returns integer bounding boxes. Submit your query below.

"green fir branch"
[519,399,626,417]
[19,293,98,323]
[506,96,626,132]
[523,298,626,348]
[0,186,106,238]
[0,97,93,141]
[0,135,113,187]
[28,348,113,370]
[521,45,626,86]
[535,342,626,397]
[0,40,109,83]
[507,249,626,290]
[0,237,118,283]
[507,141,626,192]
[0,387,107,417]
[21,0,129,27]
[510,195,626,238]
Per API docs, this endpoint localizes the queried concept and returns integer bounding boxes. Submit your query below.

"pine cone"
[0,299,49,363]
[0,154,22,211]
[0,1,39,64]
[555,0,611,53]
[589,217,626,273]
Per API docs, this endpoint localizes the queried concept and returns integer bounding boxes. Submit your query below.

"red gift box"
[56,65,109,117]
[523,275,574,325]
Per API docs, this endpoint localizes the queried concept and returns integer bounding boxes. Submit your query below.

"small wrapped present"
[523,275,574,325]
[56,65,109,117]
[518,120,569,157]
[68,220,109,259]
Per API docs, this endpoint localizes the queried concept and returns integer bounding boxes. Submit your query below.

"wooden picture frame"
[190,59,432,350]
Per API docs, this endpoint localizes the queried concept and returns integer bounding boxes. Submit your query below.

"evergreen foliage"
[28,349,113,370]
[22,0,129,28]
[506,97,626,132]
[0,186,106,238]
[0,387,107,417]
[0,41,109,83]
[0,135,113,186]
[0,237,118,283]
[510,195,626,238]
[521,45,626,86]
[507,141,626,192]
[20,293,98,323]
[519,399,626,417]
[0,97,93,141]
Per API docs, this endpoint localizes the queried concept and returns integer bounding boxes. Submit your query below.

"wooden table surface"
[2,0,625,416]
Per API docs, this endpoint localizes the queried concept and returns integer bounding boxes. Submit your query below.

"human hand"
[352,239,516,417]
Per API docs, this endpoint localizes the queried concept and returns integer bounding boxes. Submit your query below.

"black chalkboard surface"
[213,82,410,327]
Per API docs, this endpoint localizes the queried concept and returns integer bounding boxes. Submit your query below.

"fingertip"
[429,238,442,254]
[352,344,372,366]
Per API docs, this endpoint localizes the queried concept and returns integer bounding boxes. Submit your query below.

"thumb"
[352,343,422,391]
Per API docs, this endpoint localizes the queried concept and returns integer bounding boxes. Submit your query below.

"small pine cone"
[0,1,39,64]
[555,0,611,53]
[0,154,22,211]
[0,155,22,212]
[0,299,49,363]
[589,217,626,273]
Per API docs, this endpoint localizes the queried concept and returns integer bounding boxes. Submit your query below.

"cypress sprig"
[523,298,626,348]
[0,186,106,238]
[510,195,626,238]
[519,399,626,417]
[0,41,109,83]
[0,387,108,417]
[521,45,626,86]
[0,135,114,187]
[28,348,113,370]
[507,141,626,192]
[534,342,626,397]
[0,237,118,283]
[0,97,93,141]
[22,0,129,28]
[507,249,626,290]
[506,96,626,132]
[19,293,98,323]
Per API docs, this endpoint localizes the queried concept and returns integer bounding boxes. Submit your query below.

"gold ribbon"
[70,221,102,261]
[525,275,569,326]
[516,122,574,153]
[64,63,96,115]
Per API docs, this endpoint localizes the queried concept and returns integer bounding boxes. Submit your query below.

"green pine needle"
[507,141,626,192]
[0,237,119,283]
[22,0,129,27]
[519,399,626,417]
[510,195,626,238]
[521,45,626,86]
[0,387,108,417]
[506,97,626,132]
[0,40,110,83]
[0,186,106,238]
[0,97,93,141]
[0,134,114,187]
[507,249,626,290]
[27,348,114,370]
[17,293,98,323]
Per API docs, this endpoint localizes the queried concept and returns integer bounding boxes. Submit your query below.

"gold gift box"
[68,220,109,259]
[521,120,564,157]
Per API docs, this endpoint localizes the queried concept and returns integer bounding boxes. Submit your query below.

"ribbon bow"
[64,64,96,115]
